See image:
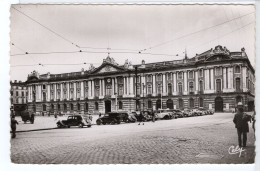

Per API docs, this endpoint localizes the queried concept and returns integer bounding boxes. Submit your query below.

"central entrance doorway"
[105,100,111,113]
[215,96,223,112]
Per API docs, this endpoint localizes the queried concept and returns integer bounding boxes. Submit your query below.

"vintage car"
[155,109,173,120]
[132,111,152,122]
[192,109,203,116]
[127,113,137,123]
[182,109,194,117]
[208,109,215,115]
[96,112,129,125]
[56,114,92,128]
[20,110,35,124]
[198,108,208,115]
[172,109,184,118]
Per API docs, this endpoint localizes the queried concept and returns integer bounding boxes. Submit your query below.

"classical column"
[210,68,214,90]
[99,80,102,97]
[230,67,234,89]
[205,69,209,90]
[54,83,57,101]
[129,76,134,95]
[223,67,227,89]
[162,73,166,96]
[102,79,105,96]
[47,84,50,101]
[38,85,42,101]
[88,80,91,98]
[184,71,187,94]
[67,83,70,100]
[60,83,63,100]
[91,80,95,97]
[173,72,177,94]
[123,77,126,95]
[152,74,156,96]
[80,81,84,99]
[112,78,115,95]
[115,77,118,95]
[195,70,198,92]
[73,82,76,100]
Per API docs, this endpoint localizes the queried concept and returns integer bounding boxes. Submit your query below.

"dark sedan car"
[56,114,92,128]
[96,112,129,125]
[172,109,184,118]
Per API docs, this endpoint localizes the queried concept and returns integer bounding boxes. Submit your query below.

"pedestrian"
[11,115,19,138]
[152,111,156,122]
[99,112,101,118]
[54,112,57,119]
[30,112,35,124]
[138,112,145,125]
[233,102,252,147]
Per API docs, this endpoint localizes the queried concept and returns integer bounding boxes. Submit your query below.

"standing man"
[11,115,19,138]
[233,102,251,147]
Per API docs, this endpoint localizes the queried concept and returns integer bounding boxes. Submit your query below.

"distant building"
[10,80,27,115]
[25,45,255,115]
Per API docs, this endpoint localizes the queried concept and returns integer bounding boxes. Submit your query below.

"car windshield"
[104,114,109,117]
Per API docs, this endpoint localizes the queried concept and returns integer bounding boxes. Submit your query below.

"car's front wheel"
[96,119,102,125]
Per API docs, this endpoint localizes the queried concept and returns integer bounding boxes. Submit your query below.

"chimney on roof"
[241,47,246,57]
[14,80,17,83]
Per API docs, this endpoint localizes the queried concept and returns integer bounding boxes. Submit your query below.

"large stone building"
[10,80,28,115]
[26,45,255,115]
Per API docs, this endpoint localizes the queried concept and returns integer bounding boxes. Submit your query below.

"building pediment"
[91,63,126,74]
[205,54,232,62]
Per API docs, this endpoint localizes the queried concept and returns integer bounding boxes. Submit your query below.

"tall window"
[64,104,67,111]
[51,92,54,100]
[147,75,152,82]
[70,90,74,99]
[43,85,46,90]
[189,71,193,79]
[236,78,241,91]
[147,84,152,95]
[51,104,54,111]
[148,100,152,109]
[199,80,203,92]
[168,83,172,95]
[199,69,203,77]
[178,72,183,79]
[85,88,88,98]
[22,92,24,97]
[178,82,183,93]
[216,67,221,76]
[58,104,60,111]
[57,91,60,99]
[178,98,184,109]
[137,85,141,95]
[167,99,173,109]
[167,73,172,80]
[189,82,194,92]
[42,92,46,101]
[51,84,54,90]
[70,103,74,111]
[95,87,100,97]
[95,102,99,110]
[235,66,241,73]
[157,74,162,81]
[70,82,74,88]
[43,104,46,111]
[216,79,222,92]
[189,98,194,108]
[157,84,162,94]
[106,85,112,96]
[77,89,80,98]
[16,91,18,96]
[118,85,123,96]
[85,103,88,111]
[119,101,123,109]
[199,97,203,108]
[77,103,80,111]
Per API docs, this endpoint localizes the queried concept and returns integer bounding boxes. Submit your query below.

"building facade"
[26,45,255,115]
[10,80,28,115]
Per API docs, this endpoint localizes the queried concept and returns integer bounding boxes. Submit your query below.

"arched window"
[70,103,74,111]
[148,100,152,109]
[235,65,241,73]
[178,98,184,109]
[199,69,203,77]
[178,72,183,79]
[189,98,194,108]
[166,99,173,109]
[43,104,46,111]
[156,74,162,81]
[168,83,172,95]
[178,82,183,93]
[199,97,203,108]
[77,103,80,111]
[119,101,123,109]
[95,102,99,110]
[147,75,152,82]
[189,71,193,79]
[216,67,221,76]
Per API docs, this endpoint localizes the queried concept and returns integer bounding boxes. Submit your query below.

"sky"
[10,4,255,81]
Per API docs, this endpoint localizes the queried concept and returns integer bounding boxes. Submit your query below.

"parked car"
[133,111,153,122]
[182,109,194,117]
[198,108,208,115]
[172,109,184,118]
[20,110,35,124]
[96,112,129,125]
[155,109,172,120]
[56,114,92,128]
[127,112,137,123]
[208,109,214,115]
[192,109,203,116]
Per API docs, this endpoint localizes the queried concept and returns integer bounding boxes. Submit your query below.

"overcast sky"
[10,5,255,81]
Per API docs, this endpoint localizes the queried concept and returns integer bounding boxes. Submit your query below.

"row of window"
[10,91,26,97]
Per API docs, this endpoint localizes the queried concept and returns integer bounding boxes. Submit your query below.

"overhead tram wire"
[187,21,254,52]
[139,11,255,52]
[12,6,80,49]
[10,62,101,68]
